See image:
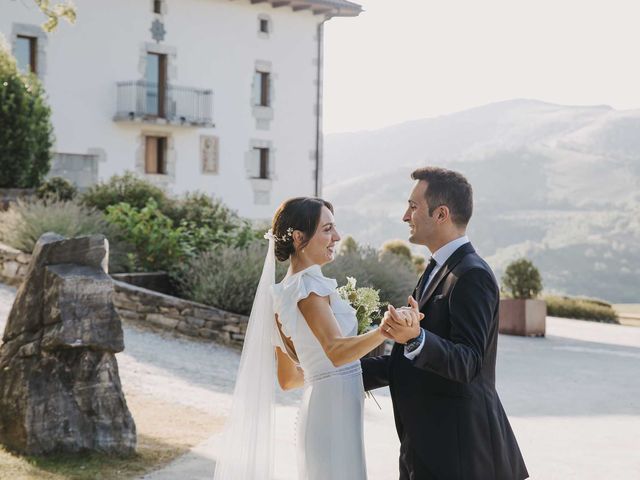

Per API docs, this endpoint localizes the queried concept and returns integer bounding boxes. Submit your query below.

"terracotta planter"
[498,298,546,337]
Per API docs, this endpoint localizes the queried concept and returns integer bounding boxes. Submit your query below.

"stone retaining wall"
[0,242,31,287]
[0,188,34,211]
[0,242,248,347]
[112,280,247,346]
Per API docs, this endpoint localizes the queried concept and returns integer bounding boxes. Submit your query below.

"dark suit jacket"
[362,242,528,479]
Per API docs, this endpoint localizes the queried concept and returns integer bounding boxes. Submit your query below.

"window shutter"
[252,72,261,106]
[145,137,158,174]
[249,148,261,178]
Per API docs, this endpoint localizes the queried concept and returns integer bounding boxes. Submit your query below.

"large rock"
[0,233,136,455]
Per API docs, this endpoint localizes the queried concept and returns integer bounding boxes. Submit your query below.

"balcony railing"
[114,81,213,127]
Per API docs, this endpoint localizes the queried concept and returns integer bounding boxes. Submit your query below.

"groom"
[362,167,528,479]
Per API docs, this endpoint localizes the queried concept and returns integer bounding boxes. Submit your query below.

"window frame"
[16,35,37,74]
[145,135,168,174]
[256,71,270,107]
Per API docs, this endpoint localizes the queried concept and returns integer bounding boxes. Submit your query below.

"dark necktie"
[416,257,438,302]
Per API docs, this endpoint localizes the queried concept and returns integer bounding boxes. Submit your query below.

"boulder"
[0,233,136,455]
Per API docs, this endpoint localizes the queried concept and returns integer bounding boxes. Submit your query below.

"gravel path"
[1,282,639,479]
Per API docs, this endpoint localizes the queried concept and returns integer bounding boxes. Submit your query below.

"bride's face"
[301,206,341,265]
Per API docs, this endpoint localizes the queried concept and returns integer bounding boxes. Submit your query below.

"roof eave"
[248,0,362,18]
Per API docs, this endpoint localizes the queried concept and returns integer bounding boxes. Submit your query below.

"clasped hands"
[379,296,423,344]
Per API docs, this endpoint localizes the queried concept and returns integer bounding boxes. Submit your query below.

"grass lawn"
[0,391,224,479]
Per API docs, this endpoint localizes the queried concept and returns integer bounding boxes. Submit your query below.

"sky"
[322,0,640,134]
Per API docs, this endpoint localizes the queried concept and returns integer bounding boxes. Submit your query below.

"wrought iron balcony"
[114,81,214,127]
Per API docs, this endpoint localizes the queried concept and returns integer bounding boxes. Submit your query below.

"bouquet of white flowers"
[337,277,382,335]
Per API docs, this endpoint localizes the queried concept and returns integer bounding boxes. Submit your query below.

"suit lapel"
[412,268,428,300]
[418,242,475,310]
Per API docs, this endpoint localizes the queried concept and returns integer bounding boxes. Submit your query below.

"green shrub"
[380,239,412,262]
[501,258,543,299]
[339,235,359,256]
[324,245,418,309]
[545,295,619,324]
[175,241,288,315]
[0,198,129,272]
[177,236,419,316]
[163,191,261,251]
[0,36,53,188]
[80,171,168,212]
[412,255,426,273]
[105,198,191,273]
[36,176,77,201]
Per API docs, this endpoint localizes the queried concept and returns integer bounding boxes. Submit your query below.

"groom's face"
[403,180,436,246]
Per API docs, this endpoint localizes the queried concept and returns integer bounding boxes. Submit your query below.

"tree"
[0,36,54,188]
[33,1,77,32]
[501,258,543,299]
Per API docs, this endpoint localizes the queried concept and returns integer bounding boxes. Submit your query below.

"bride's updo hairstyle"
[271,197,334,262]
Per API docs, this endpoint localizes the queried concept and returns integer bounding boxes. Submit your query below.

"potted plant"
[499,258,546,337]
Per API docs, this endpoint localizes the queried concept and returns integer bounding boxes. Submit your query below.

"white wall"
[0,0,325,220]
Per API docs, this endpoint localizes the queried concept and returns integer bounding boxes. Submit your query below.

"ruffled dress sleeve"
[271,265,337,340]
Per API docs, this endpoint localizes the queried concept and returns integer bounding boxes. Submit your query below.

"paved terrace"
[1,283,638,479]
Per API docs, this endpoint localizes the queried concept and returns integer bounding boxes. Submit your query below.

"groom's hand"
[382,303,422,344]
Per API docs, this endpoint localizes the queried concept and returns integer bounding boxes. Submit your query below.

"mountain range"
[323,99,640,303]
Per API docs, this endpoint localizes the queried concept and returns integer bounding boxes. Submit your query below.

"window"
[254,71,270,107]
[15,35,37,74]
[153,0,162,14]
[146,52,167,116]
[145,136,167,174]
[253,147,269,179]
[259,18,269,34]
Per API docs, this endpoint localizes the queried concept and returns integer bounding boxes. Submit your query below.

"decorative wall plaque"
[201,135,219,174]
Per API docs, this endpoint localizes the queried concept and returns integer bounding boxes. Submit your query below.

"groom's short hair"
[411,167,473,227]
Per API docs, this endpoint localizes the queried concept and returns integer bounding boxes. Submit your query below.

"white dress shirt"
[404,235,470,360]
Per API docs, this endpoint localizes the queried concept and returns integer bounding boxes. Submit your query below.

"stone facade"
[0,242,248,347]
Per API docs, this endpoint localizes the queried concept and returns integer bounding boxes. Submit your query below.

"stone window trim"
[246,139,276,205]
[258,14,272,38]
[10,23,48,79]
[135,131,176,187]
[251,60,275,130]
[139,43,177,84]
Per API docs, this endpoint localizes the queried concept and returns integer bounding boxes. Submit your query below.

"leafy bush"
[175,241,288,315]
[380,239,412,262]
[545,295,619,324]
[80,171,168,212]
[163,191,261,251]
[339,235,359,255]
[105,198,191,273]
[0,36,53,188]
[36,176,77,201]
[501,258,543,299]
[324,245,418,309]
[412,255,426,273]
[379,238,428,275]
[0,198,129,272]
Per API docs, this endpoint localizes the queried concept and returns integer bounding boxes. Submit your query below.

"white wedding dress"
[271,264,367,480]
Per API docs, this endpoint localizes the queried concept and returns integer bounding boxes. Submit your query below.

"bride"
[213,197,422,480]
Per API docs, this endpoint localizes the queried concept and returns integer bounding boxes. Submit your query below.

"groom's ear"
[436,205,450,223]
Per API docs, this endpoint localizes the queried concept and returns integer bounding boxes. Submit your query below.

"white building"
[0,0,361,219]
